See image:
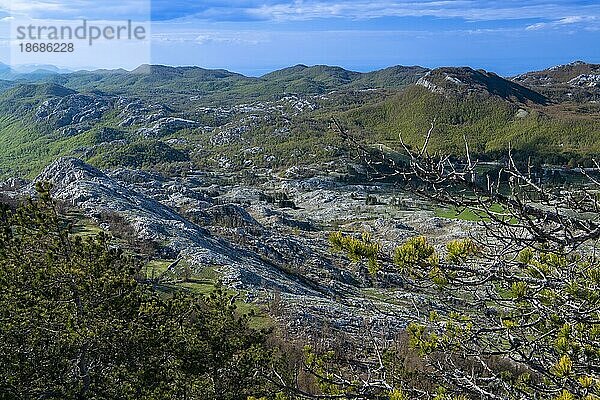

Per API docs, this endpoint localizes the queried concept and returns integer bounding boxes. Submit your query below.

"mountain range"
[0,60,598,178]
[2,60,597,99]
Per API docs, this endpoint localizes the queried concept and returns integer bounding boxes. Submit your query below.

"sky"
[0,0,599,76]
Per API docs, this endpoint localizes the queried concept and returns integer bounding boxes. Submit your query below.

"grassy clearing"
[157,263,274,330]
[435,207,483,222]
[71,220,104,237]
[361,288,416,312]
[435,203,516,223]
[144,259,175,278]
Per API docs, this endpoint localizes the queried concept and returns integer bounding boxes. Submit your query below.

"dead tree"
[327,118,600,400]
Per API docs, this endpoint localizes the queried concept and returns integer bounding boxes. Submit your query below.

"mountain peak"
[130,64,242,79]
[131,64,183,74]
[511,61,599,101]
[416,66,547,104]
[513,61,599,83]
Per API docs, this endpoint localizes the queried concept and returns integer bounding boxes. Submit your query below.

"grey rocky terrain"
[5,156,477,339]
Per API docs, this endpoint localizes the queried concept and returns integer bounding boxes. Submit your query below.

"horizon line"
[0,59,596,79]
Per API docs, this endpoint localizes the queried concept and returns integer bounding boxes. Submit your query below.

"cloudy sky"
[0,0,599,75]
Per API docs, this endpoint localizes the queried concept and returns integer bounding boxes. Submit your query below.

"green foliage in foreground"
[404,241,600,399]
[322,230,600,399]
[329,231,381,275]
[0,184,276,399]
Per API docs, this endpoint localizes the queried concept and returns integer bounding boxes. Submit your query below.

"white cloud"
[2,0,600,34]
[238,0,600,23]
[558,16,585,24]
[7,0,598,24]
[0,0,150,20]
[194,32,265,45]
[526,22,547,31]
[0,1,67,16]
[527,15,599,31]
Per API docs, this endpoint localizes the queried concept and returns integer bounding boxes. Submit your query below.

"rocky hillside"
[512,61,600,102]
[6,157,468,336]
[30,158,316,294]
[416,67,548,104]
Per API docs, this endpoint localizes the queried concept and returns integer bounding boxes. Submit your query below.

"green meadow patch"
[435,203,517,223]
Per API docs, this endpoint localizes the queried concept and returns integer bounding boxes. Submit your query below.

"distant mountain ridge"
[512,61,600,102]
[2,59,597,82]
[0,62,72,81]
[130,64,246,79]
[0,60,598,178]
[4,63,428,106]
[513,61,600,86]
[0,60,597,105]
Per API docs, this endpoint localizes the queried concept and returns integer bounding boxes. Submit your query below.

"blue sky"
[1,0,599,76]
